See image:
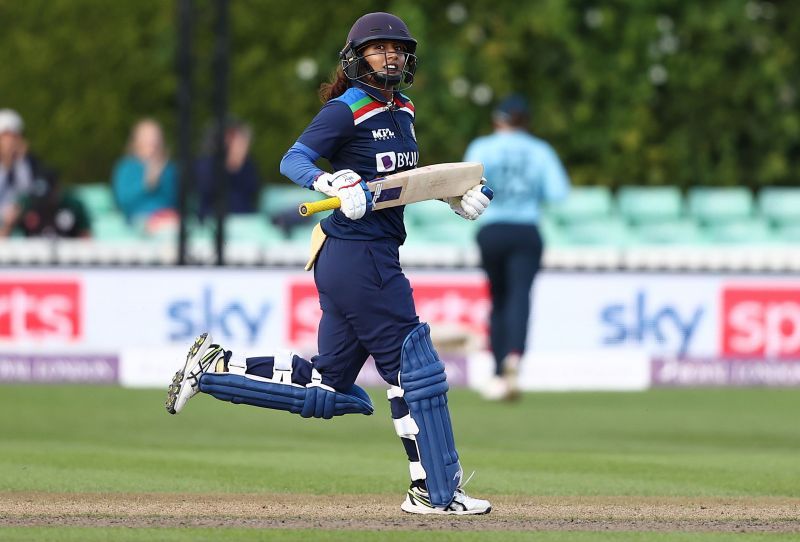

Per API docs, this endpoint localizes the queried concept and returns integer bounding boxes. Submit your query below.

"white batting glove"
[447,178,493,220]
[313,169,371,220]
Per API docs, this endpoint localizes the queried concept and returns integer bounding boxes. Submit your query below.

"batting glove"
[448,178,493,220]
[313,169,372,220]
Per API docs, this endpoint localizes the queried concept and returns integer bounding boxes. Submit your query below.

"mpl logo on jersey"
[0,280,82,339]
[287,278,489,348]
[372,128,395,141]
[722,286,800,358]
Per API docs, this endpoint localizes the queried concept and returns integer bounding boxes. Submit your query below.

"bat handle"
[299,196,341,217]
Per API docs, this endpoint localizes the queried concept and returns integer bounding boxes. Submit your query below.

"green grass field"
[1,385,798,541]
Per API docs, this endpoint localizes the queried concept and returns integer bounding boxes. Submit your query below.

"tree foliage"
[1,0,797,189]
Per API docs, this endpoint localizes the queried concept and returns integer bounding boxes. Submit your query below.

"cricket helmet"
[339,12,418,91]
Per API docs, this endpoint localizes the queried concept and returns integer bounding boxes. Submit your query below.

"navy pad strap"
[199,373,374,419]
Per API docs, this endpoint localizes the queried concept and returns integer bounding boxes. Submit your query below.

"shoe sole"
[400,497,491,515]
[165,333,210,415]
[401,502,492,515]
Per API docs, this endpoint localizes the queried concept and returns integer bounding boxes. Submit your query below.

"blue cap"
[494,94,529,117]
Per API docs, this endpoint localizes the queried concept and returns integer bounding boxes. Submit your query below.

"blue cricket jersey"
[464,130,570,226]
[280,81,419,242]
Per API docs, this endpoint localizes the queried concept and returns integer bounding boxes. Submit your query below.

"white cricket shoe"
[502,352,522,401]
[165,333,225,414]
[481,353,522,402]
[480,375,510,401]
[401,484,492,515]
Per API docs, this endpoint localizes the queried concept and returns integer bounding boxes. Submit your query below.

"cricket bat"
[298,162,484,217]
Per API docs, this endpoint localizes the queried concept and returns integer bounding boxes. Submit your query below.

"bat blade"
[298,162,484,217]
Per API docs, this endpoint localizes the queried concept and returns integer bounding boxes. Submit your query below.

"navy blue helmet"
[339,12,418,92]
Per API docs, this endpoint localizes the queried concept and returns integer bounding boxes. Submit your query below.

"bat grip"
[299,196,341,217]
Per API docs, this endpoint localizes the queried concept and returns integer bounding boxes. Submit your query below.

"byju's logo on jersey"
[376,151,419,172]
[372,128,395,141]
[376,152,396,172]
[397,151,418,169]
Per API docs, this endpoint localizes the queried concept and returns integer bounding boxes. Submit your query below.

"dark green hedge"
[1,0,797,189]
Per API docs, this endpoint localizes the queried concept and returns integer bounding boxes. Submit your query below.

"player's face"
[361,40,408,80]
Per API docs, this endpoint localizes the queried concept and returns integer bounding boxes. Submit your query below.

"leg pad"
[199,373,373,419]
[399,323,461,507]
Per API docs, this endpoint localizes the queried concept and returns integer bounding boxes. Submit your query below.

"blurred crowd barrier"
[0,183,799,271]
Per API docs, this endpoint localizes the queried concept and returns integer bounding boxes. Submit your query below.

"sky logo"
[167,286,272,344]
[600,290,704,358]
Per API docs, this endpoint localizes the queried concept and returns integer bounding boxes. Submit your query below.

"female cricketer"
[165,12,492,515]
[465,95,570,401]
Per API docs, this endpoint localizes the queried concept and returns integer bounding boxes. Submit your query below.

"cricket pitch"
[2,493,798,533]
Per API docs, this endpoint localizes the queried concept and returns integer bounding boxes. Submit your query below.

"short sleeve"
[540,144,571,202]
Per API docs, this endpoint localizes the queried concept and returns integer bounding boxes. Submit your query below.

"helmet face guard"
[339,12,418,93]
[340,44,417,92]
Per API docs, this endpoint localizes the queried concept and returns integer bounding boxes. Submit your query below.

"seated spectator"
[195,118,260,220]
[14,170,91,238]
[0,109,44,236]
[112,118,178,225]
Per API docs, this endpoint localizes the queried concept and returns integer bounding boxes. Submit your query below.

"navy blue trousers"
[308,236,420,390]
[476,223,543,374]
[242,236,426,474]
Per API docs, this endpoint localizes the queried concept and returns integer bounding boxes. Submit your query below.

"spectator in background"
[195,118,260,220]
[464,94,571,401]
[112,118,177,226]
[14,169,91,238]
[0,109,43,236]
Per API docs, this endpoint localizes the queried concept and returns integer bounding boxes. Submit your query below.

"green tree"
[1,0,797,189]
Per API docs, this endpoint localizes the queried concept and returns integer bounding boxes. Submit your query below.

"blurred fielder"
[166,12,493,515]
[464,94,571,400]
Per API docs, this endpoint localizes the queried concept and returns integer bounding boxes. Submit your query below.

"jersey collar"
[353,80,395,104]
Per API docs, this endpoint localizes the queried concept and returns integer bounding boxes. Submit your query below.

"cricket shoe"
[480,375,510,401]
[502,352,522,401]
[401,483,492,515]
[165,333,227,415]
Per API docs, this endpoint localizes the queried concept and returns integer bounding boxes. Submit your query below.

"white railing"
[2,238,800,272]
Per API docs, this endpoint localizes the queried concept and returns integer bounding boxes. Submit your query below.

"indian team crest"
[410,123,416,141]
